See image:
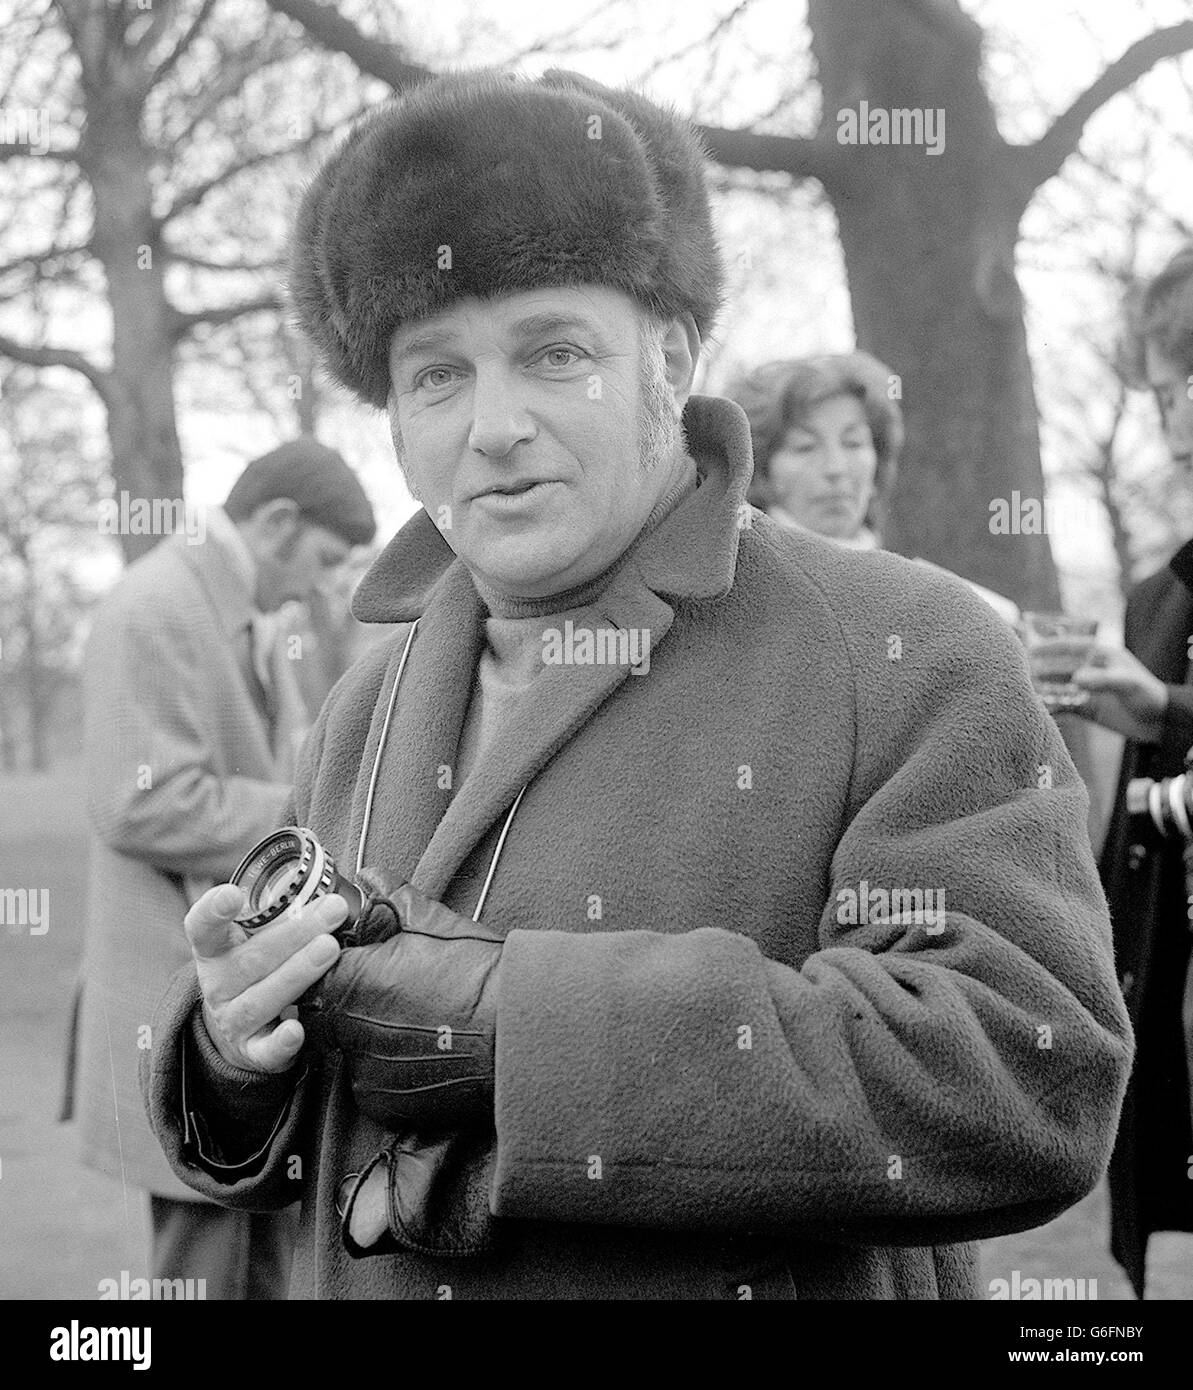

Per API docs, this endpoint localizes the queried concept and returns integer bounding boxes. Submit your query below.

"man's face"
[254,518,351,612]
[1145,339,1193,478]
[387,285,686,600]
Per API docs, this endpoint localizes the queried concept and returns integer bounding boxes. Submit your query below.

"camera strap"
[355,617,529,923]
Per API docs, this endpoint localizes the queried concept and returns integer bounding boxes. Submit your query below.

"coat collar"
[346,394,757,902]
[351,394,756,624]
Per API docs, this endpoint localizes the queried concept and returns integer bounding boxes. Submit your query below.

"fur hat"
[290,68,724,408]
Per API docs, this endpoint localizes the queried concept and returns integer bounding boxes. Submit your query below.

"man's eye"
[535,346,582,369]
[417,366,458,390]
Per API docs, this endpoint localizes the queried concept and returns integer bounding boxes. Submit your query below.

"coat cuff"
[140,961,311,1207]
[181,1006,302,1179]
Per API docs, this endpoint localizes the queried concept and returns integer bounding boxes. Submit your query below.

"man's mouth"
[469,478,558,505]
[475,479,557,500]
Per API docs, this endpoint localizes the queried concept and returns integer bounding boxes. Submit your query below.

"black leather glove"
[300,880,504,1133]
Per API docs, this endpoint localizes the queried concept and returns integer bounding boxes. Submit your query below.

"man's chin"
[465,546,587,601]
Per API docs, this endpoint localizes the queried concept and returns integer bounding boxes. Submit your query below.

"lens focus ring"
[230,827,329,932]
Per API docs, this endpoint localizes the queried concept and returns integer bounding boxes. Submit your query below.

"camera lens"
[229,827,363,934]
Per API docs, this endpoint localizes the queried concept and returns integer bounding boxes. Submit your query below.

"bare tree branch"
[637,0,753,82]
[263,0,433,91]
[162,247,279,272]
[150,0,219,87]
[168,291,284,339]
[127,0,177,62]
[699,126,841,185]
[1017,20,1193,191]
[161,34,302,148]
[0,330,111,401]
[161,104,366,222]
[0,238,91,282]
[162,142,300,221]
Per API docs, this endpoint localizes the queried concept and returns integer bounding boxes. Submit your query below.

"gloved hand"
[300,879,504,1133]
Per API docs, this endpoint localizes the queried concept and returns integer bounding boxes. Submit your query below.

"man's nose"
[468,367,536,458]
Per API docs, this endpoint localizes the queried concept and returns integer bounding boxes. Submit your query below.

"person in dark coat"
[140,69,1132,1300]
[1075,244,1193,1297]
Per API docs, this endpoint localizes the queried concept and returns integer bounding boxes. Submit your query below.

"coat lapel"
[350,562,486,883]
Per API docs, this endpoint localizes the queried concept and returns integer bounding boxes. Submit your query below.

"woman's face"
[767,392,879,540]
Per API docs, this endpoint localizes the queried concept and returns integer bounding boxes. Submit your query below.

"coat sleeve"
[84,597,290,881]
[490,575,1135,1246]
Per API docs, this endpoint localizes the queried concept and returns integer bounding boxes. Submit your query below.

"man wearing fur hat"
[142,70,1132,1299]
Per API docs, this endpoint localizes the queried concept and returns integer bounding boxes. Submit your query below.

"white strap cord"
[356,620,420,877]
[353,615,527,921]
[472,784,527,922]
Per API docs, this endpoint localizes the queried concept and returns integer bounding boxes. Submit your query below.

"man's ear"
[661,313,701,411]
[250,497,302,548]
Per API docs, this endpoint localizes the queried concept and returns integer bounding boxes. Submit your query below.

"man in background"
[64,438,375,1298]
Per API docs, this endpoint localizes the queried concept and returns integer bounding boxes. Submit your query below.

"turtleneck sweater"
[453,454,700,791]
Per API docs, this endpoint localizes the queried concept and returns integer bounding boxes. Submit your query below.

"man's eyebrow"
[507,313,606,344]
[393,313,609,363]
[391,326,458,362]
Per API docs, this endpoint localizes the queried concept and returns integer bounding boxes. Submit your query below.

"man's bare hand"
[185,882,347,1074]
[1072,643,1170,744]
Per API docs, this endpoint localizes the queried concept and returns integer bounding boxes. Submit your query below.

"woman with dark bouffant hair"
[1075,243,1193,1299]
[728,350,1019,620]
[730,352,902,548]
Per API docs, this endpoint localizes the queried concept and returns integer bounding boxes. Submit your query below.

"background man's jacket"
[144,397,1132,1297]
[67,526,302,1197]
[1099,540,1193,1296]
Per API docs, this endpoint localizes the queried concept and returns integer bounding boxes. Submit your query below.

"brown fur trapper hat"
[290,68,724,408]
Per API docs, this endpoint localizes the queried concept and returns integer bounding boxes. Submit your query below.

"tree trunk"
[76,36,184,564]
[809,0,1060,609]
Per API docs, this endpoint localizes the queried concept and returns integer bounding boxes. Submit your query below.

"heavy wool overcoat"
[144,397,1133,1298]
[1099,540,1193,1296]
[68,526,301,1197]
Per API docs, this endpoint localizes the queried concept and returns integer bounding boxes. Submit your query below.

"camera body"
[230,827,370,941]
